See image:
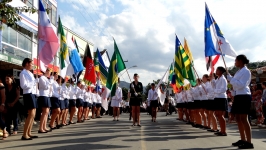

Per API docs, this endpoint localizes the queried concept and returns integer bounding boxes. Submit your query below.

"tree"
[122,87,128,101]
[228,60,266,75]
[0,0,49,27]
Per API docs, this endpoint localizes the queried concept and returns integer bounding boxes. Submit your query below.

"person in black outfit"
[5,74,20,135]
[128,73,143,127]
[0,78,8,140]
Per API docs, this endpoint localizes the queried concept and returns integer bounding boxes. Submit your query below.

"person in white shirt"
[200,75,210,130]
[91,87,97,119]
[76,81,85,123]
[186,88,194,124]
[62,81,69,126]
[175,90,184,121]
[95,88,103,118]
[19,58,38,140]
[38,68,53,133]
[212,66,228,136]
[111,83,123,121]
[203,74,219,133]
[190,84,202,128]
[148,83,159,122]
[227,55,253,149]
[68,79,77,124]
[49,72,61,129]
[83,86,92,120]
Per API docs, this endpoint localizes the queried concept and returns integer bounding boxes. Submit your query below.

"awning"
[16,20,37,34]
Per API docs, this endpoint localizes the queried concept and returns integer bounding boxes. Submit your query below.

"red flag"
[83,45,96,84]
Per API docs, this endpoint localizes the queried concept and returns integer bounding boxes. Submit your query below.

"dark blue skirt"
[59,100,66,110]
[38,96,51,108]
[64,99,69,109]
[231,95,251,114]
[50,97,60,109]
[83,102,89,108]
[69,99,76,107]
[23,93,38,110]
[76,98,84,107]
[96,103,102,108]
[213,98,228,111]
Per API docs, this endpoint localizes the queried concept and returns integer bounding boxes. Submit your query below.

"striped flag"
[94,49,108,85]
[183,38,196,86]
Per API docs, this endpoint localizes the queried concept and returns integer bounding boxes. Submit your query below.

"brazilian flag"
[106,39,126,96]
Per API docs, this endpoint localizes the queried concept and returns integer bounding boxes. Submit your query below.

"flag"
[67,35,84,74]
[58,17,74,78]
[183,38,196,86]
[72,36,79,53]
[83,44,96,84]
[94,49,109,85]
[174,35,187,87]
[38,0,59,72]
[156,68,169,105]
[106,39,126,97]
[169,61,178,93]
[205,3,237,72]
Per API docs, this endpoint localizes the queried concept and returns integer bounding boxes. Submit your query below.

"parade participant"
[68,79,77,124]
[58,77,66,127]
[125,100,130,113]
[146,98,151,115]
[20,58,38,140]
[175,90,184,121]
[91,87,97,119]
[84,85,93,120]
[164,91,170,116]
[148,83,159,122]
[49,72,61,129]
[199,76,210,129]
[212,66,227,136]
[5,74,20,135]
[186,87,194,124]
[196,79,207,128]
[129,73,143,127]
[227,55,253,149]
[83,85,90,120]
[95,87,102,118]
[0,78,8,140]
[192,81,203,128]
[205,74,219,132]
[38,68,53,133]
[62,80,69,126]
[111,79,123,121]
[76,81,85,123]
[181,88,189,122]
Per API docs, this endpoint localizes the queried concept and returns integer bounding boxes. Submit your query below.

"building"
[0,0,96,80]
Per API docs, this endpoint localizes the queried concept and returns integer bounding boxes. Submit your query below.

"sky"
[58,0,266,86]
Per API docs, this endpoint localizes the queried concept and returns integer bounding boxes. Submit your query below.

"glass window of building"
[21,0,33,7]
[17,26,32,52]
[41,0,57,26]
[52,5,57,25]
[2,24,18,47]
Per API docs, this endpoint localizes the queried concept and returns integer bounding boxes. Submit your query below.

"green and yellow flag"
[183,38,196,86]
[106,39,126,96]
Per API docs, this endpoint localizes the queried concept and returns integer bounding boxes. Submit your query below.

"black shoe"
[232,140,245,147]
[117,119,119,121]
[69,121,76,124]
[137,125,141,127]
[207,129,219,132]
[215,132,227,136]
[131,124,135,127]
[186,122,191,124]
[38,130,48,134]
[45,129,52,132]
[56,125,61,129]
[21,136,32,140]
[204,126,211,130]
[238,142,254,149]
[30,136,38,139]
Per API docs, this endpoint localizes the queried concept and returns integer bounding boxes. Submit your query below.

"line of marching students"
[0,58,104,141]
[175,55,254,149]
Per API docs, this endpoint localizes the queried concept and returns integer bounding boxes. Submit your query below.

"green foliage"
[228,60,266,75]
[0,0,50,27]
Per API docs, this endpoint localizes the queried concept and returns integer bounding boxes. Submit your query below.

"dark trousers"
[6,107,18,134]
[0,112,5,130]
[263,105,266,125]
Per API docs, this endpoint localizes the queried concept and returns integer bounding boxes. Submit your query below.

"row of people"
[174,55,253,149]
[1,58,104,140]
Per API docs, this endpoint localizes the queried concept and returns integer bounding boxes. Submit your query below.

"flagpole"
[125,69,137,94]
[36,0,41,94]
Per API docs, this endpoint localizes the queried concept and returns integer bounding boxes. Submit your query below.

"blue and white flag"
[67,35,84,74]
[205,3,237,58]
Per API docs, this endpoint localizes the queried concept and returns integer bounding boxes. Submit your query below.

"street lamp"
[119,65,137,78]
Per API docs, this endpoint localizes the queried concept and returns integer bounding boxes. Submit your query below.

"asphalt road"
[0,112,266,150]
